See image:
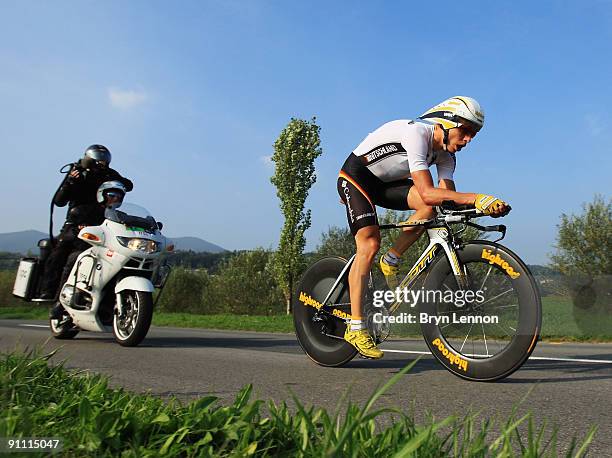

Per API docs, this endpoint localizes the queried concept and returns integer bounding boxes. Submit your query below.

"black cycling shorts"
[337,153,413,235]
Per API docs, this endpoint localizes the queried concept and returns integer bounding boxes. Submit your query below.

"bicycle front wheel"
[420,241,541,381]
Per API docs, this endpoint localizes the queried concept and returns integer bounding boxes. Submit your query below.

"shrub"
[201,248,284,315]
[156,267,210,313]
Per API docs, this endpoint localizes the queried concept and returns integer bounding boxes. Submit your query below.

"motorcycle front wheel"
[113,290,153,347]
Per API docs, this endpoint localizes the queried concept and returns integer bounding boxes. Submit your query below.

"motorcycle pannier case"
[13,258,39,300]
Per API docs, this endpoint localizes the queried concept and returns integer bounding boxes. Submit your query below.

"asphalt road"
[1,319,611,454]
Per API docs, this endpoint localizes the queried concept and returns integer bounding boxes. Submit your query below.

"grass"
[0,305,49,320]
[383,296,612,342]
[1,295,610,341]
[539,296,612,342]
[0,305,295,333]
[0,348,597,457]
[152,313,294,333]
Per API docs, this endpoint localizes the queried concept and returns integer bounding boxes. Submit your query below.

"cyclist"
[337,96,510,359]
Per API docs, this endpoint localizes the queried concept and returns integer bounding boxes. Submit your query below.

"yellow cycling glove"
[474,194,511,217]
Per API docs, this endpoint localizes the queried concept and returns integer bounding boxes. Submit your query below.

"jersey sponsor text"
[364,143,401,163]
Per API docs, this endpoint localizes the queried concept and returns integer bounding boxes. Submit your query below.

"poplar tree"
[270,117,322,314]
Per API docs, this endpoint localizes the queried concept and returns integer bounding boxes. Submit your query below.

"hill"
[0,231,226,254]
[0,230,47,254]
[169,236,226,253]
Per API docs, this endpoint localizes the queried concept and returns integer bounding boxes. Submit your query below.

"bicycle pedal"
[358,353,378,360]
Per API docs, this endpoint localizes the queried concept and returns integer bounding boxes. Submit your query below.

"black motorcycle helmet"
[82,144,112,169]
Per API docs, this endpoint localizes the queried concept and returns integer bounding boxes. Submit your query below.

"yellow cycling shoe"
[344,328,384,359]
[379,255,399,289]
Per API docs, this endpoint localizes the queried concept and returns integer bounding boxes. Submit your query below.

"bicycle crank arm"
[312,310,349,342]
[321,332,345,341]
[314,308,348,322]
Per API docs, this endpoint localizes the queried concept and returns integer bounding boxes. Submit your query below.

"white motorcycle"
[14,203,171,346]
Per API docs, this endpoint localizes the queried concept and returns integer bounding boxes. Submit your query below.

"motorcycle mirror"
[157,221,163,231]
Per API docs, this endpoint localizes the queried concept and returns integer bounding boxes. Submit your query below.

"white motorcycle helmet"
[97,181,126,209]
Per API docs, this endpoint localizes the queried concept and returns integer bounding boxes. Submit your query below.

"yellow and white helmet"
[419,96,485,131]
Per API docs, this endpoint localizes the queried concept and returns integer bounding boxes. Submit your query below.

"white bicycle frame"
[318,214,480,316]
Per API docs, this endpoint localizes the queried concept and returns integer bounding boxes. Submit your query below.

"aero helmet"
[419,96,484,131]
[82,144,112,169]
[96,181,126,209]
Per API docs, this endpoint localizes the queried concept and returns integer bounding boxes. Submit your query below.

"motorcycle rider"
[49,181,128,319]
[39,145,133,301]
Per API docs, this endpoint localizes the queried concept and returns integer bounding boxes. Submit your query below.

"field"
[1,296,610,341]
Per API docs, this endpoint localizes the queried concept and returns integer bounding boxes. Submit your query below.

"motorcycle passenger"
[39,145,133,301]
[337,96,511,359]
[49,181,127,319]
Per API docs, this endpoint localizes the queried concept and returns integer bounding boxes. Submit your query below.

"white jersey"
[352,120,456,183]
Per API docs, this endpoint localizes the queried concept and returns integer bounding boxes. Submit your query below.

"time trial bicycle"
[293,203,541,381]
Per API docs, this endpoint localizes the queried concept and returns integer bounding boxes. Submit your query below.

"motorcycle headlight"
[117,237,160,253]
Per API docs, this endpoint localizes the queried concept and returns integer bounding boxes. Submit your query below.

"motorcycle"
[13,203,172,346]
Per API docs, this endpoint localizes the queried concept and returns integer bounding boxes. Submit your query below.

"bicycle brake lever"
[492,224,506,242]
[465,222,507,241]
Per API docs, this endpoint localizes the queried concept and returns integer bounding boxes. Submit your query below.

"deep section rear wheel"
[421,241,541,381]
[293,257,357,366]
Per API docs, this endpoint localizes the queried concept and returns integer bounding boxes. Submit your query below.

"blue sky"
[1,1,610,264]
